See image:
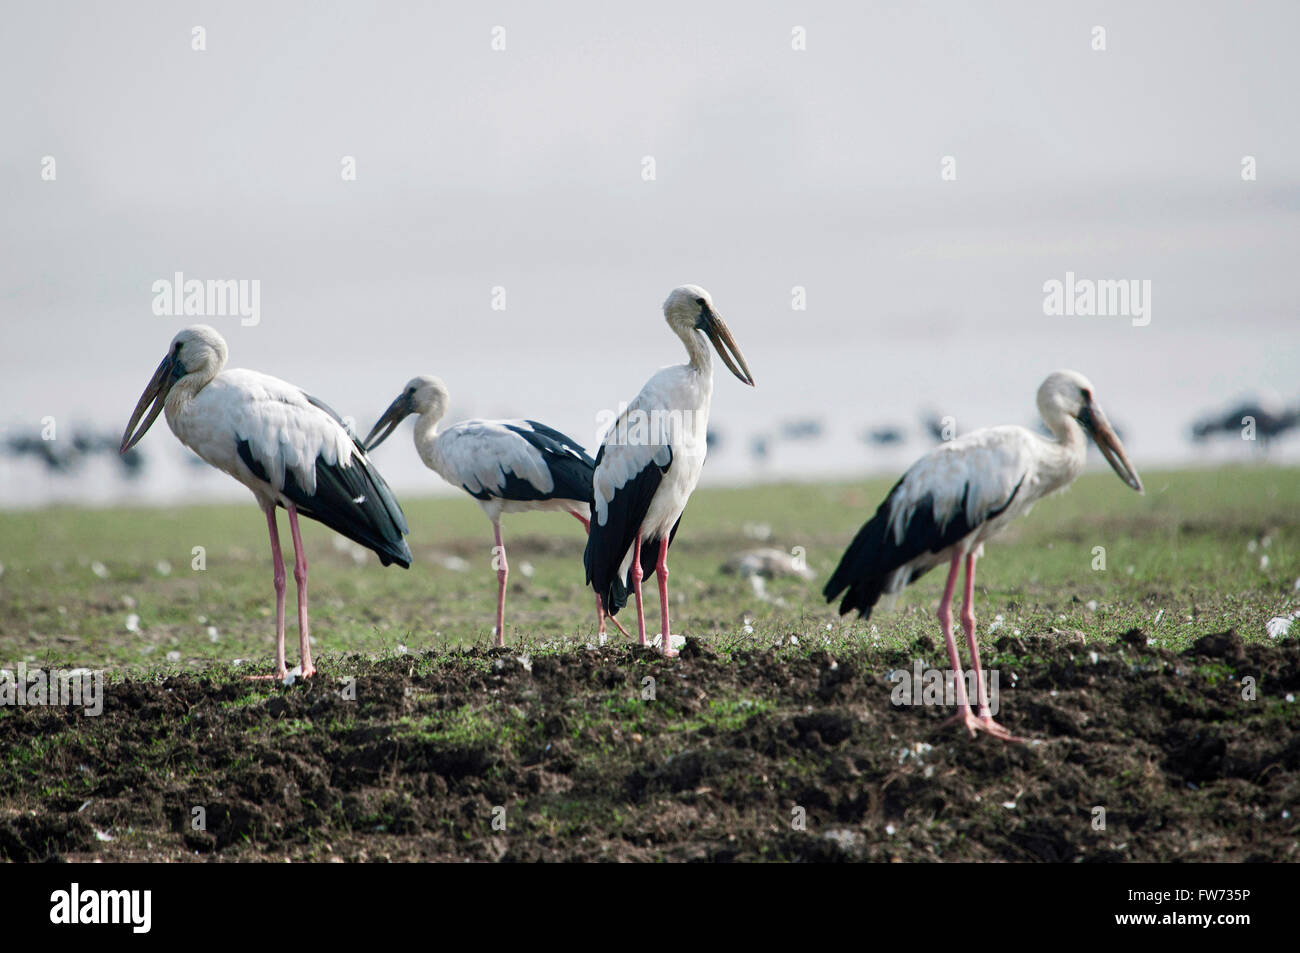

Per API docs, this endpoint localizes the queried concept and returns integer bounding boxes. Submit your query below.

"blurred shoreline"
[3,450,1296,513]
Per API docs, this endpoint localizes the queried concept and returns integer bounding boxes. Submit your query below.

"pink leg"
[287,505,316,678]
[493,521,508,647]
[936,553,972,717]
[574,509,629,639]
[959,553,1020,741]
[265,506,288,679]
[595,594,630,640]
[631,534,647,647]
[655,539,675,657]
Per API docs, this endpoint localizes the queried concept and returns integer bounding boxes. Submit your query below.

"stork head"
[120,325,228,453]
[1038,370,1143,493]
[664,285,755,386]
[363,375,449,451]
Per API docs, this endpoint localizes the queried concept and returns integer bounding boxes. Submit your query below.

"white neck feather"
[412,410,443,470]
[1036,415,1088,492]
[680,327,712,378]
[164,369,218,428]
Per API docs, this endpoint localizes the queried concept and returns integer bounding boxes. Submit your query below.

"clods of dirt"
[1,631,1296,861]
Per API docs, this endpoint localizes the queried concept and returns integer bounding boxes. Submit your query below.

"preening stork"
[120,325,411,680]
[585,285,755,655]
[363,376,628,646]
[823,371,1143,740]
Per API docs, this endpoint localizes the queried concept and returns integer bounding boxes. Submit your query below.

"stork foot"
[243,663,314,684]
[653,633,685,657]
[942,710,1023,743]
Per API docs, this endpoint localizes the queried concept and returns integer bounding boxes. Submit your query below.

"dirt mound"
[1,631,1296,861]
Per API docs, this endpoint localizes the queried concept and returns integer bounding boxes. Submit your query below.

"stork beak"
[698,305,755,386]
[120,350,181,453]
[1079,400,1143,494]
[363,393,413,452]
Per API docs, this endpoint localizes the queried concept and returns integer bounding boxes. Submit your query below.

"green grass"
[395,703,532,748]
[1,465,1297,673]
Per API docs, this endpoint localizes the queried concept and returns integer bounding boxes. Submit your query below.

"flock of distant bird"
[13,375,1293,478]
[5,430,145,476]
[121,284,1153,740]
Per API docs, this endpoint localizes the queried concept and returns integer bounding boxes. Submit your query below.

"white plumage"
[585,285,754,654]
[120,325,410,680]
[431,419,591,519]
[591,364,708,549]
[364,375,615,645]
[168,369,358,503]
[870,426,1055,600]
[825,370,1143,740]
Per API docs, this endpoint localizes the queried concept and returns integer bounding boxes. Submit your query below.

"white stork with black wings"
[824,370,1143,740]
[120,325,411,681]
[585,285,755,656]
[363,376,626,646]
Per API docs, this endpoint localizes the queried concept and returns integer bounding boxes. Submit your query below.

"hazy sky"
[2,2,1297,505]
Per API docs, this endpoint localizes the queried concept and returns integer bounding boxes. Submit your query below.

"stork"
[584,285,755,656]
[120,325,411,680]
[823,371,1143,740]
[363,376,629,646]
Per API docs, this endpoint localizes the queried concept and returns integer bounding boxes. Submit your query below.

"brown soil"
[1,629,1296,861]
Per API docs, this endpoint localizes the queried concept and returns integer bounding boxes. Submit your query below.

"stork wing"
[884,432,1030,548]
[437,419,595,503]
[583,405,674,616]
[216,370,410,567]
[824,428,1031,618]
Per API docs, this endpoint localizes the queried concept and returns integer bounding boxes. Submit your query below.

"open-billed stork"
[363,376,628,646]
[823,370,1143,740]
[584,285,755,656]
[120,325,411,680]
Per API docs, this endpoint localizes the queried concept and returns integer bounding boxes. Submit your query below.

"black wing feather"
[238,417,412,569]
[462,421,596,505]
[583,443,673,616]
[822,476,1024,619]
[304,394,360,441]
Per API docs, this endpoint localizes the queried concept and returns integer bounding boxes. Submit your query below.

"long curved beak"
[120,351,180,453]
[1080,401,1143,494]
[363,393,413,452]
[699,305,755,386]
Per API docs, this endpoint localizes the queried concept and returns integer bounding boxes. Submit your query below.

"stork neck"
[163,370,217,423]
[682,328,712,378]
[1052,413,1087,449]
[1039,414,1088,487]
[412,410,442,468]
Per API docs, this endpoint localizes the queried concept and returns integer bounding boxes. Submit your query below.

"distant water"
[3,345,1296,511]
[4,0,1298,510]
[5,204,1298,509]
